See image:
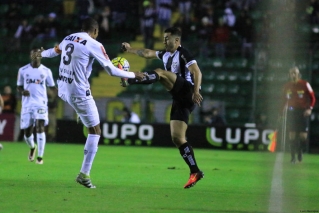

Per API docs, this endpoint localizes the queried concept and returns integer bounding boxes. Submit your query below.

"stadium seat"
[0,28,7,38]
[20,4,33,16]
[257,72,264,82]
[226,108,240,120]
[224,60,234,69]
[214,83,227,94]
[203,71,216,83]
[227,72,238,82]
[250,10,262,20]
[238,72,252,82]
[226,108,252,125]
[215,71,227,81]
[0,4,8,15]
[211,58,223,68]
[201,83,214,95]
[239,85,252,96]
[233,58,248,69]
[227,84,239,94]
[312,61,319,70]
[298,24,311,35]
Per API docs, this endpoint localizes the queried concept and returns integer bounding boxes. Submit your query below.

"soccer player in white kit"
[34,17,145,188]
[17,48,56,165]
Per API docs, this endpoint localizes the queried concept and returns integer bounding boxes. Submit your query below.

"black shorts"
[286,108,309,132]
[169,74,196,124]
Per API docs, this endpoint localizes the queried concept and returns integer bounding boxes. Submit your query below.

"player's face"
[163,33,179,52]
[289,68,299,82]
[30,49,41,63]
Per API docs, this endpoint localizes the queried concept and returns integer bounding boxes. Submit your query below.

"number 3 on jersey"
[63,43,74,65]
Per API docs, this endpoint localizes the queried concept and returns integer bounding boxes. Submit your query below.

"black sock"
[297,138,304,154]
[179,142,200,173]
[290,139,296,159]
[128,70,159,85]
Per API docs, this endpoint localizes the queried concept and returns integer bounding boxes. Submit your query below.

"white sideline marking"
[268,153,283,213]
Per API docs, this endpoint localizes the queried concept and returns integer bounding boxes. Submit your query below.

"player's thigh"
[299,132,308,141]
[69,96,100,128]
[33,106,49,126]
[155,69,176,90]
[20,108,34,129]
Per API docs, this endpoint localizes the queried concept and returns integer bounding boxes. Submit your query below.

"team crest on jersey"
[172,62,178,70]
[26,74,29,77]
[40,74,44,79]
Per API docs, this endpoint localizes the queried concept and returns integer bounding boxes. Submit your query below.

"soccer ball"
[111,57,130,71]
[0,143,3,150]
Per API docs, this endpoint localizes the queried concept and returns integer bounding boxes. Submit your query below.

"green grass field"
[0,142,318,213]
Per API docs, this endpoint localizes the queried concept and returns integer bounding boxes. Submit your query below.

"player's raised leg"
[124,68,177,90]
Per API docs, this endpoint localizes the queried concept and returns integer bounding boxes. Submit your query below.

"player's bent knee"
[171,136,185,146]
[88,125,101,135]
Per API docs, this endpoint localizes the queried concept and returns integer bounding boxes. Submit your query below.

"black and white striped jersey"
[156,46,197,84]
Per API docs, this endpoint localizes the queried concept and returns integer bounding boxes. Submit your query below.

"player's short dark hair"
[82,17,99,32]
[164,27,182,37]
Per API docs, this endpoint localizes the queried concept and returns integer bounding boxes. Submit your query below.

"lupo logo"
[206,127,274,147]
[102,123,154,145]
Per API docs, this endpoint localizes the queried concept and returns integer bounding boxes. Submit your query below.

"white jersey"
[41,32,135,99]
[17,64,55,108]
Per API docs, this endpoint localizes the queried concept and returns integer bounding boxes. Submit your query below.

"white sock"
[37,132,46,158]
[24,134,35,148]
[80,134,100,176]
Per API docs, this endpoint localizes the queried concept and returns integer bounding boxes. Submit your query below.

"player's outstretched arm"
[40,45,62,58]
[103,60,146,80]
[121,42,157,59]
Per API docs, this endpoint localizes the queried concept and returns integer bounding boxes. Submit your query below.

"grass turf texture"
[0,142,318,213]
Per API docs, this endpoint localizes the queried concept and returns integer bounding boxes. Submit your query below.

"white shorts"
[65,96,100,127]
[20,106,49,129]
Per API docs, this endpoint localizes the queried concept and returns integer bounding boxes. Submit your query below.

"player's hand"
[304,109,312,116]
[121,42,131,52]
[192,92,203,107]
[22,90,30,97]
[133,72,146,81]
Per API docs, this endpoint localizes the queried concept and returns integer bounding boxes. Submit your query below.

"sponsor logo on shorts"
[37,109,46,114]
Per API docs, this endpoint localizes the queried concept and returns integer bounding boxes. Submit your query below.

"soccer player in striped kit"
[282,67,316,163]
[121,27,204,188]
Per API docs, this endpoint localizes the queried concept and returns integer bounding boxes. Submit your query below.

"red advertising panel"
[0,113,15,141]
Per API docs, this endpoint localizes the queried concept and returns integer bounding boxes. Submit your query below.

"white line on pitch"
[268,152,283,213]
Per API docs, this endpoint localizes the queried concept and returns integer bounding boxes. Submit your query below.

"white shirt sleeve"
[41,44,62,58]
[46,69,55,87]
[17,69,24,86]
[103,60,135,78]
[90,44,135,78]
[41,48,60,58]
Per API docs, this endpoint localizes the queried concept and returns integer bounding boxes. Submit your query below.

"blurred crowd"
[0,0,318,58]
